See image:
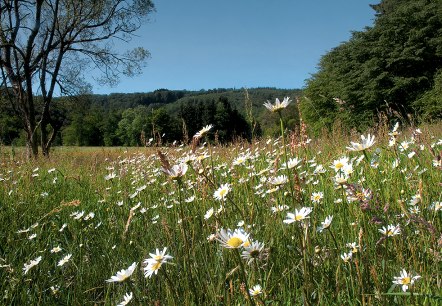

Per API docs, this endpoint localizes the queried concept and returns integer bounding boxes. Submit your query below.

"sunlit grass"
[0,122,441,305]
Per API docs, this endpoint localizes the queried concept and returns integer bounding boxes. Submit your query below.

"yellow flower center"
[151,261,162,271]
[219,189,227,197]
[356,192,365,200]
[295,214,303,221]
[335,162,343,169]
[227,237,243,248]
[401,277,411,285]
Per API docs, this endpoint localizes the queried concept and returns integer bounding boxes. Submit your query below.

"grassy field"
[0,120,441,305]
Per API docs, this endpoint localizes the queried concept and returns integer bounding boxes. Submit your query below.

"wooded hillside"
[0,88,302,146]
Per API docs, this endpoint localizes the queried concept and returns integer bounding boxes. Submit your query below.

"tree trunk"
[41,123,49,157]
[40,102,61,157]
[25,128,38,159]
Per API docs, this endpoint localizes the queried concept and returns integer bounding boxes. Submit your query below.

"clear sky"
[92,0,376,94]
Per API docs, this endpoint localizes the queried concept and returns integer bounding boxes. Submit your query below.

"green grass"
[0,123,441,305]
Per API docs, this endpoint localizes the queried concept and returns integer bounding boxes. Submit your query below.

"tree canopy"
[301,0,442,133]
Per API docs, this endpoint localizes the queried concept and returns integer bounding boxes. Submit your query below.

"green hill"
[0,87,302,146]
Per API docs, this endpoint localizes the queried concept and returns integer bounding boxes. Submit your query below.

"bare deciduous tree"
[0,0,154,157]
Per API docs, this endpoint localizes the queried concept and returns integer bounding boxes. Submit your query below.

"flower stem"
[278,112,296,205]
[177,180,198,303]
[300,222,311,306]
[235,248,255,306]
[328,228,340,253]
[162,268,179,304]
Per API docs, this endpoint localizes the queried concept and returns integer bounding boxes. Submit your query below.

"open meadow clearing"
[1,121,441,305]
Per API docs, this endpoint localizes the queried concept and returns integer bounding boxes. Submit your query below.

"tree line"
[0,88,302,147]
[301,0,442,133]
[2,0,441,155]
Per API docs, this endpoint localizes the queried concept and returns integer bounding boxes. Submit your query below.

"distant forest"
[0,88,302,146]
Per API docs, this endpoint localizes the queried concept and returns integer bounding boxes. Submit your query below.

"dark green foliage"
[413,69,442,120]
[149,107,181,144]
[170,88,301,138]
[302,0,442,133]
[0,88,302,146]
[179,96,252,143]
[61,96,106,146]
[115,107,148,146]
[214,96,251,142]
[0,94,21,145]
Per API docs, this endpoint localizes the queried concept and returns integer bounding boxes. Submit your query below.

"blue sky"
[92,0,376,94]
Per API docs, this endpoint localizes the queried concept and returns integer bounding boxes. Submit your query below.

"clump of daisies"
[57,254,72,267]
[341,252,352,263]
[283,207,313,224]
[268,174,288,186]
[249,284,263,297]
[346,134,375,152]
[106,262,137,283]
[241,240,268,265]
[379,224,401,237]
[143,247,173,278]
[393,269,421,292]
[23,256,42,275]
[117,292,133,306]
[317,215,333,233]
[161,163,188,180]
[263,97,292,113]
[214,183,231,201]
[193,124,213,139]
[217,228,250,249]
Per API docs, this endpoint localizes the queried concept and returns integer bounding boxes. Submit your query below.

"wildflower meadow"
[0,98,441,305]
